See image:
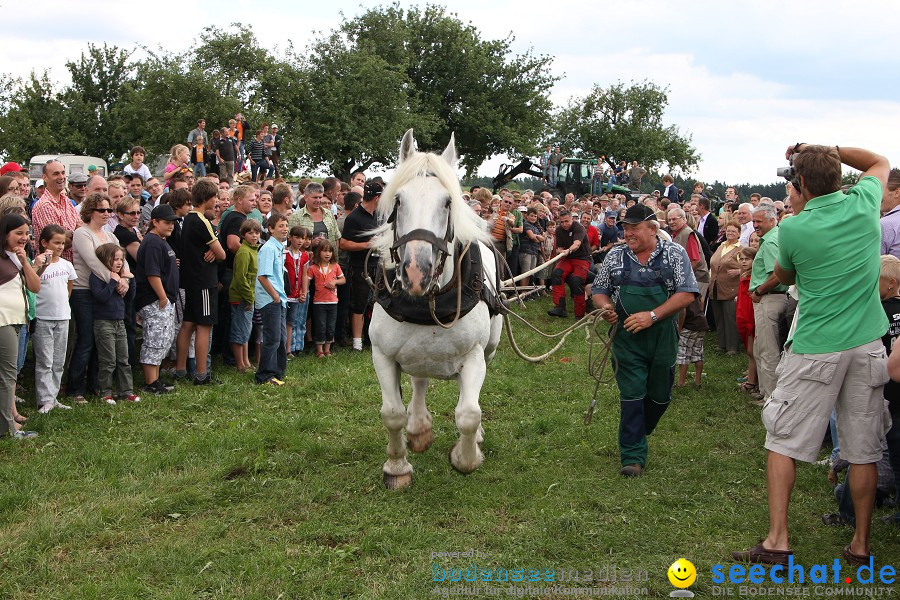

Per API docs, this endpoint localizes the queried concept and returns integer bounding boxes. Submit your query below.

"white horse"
[369,129,503,489]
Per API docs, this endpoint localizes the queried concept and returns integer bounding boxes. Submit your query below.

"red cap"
[0,162,24,176]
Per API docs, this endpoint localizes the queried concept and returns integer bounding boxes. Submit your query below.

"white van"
[28,154,108,187]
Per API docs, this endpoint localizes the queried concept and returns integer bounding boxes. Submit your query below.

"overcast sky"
[4,0,899,185]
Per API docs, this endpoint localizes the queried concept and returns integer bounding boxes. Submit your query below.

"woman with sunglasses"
[114,197,143,366]
[68,193,131,404]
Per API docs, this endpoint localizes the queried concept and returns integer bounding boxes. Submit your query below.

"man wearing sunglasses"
[32,161,80,261]
[67,173,89,206]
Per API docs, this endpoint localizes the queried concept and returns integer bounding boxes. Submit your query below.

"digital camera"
[778,153,801,190]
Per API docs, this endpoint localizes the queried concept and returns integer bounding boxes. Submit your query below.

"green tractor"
[492,156,632,198]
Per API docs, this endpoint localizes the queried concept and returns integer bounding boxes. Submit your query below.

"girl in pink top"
[163,144,190,187]
[307,239,345,357]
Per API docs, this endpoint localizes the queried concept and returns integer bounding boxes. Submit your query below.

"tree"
[292,38,436,180]
[322,3,557,176]
[841,170,861,186]
[112,52,241,162]
[0,73,72,162]
[550,80,699,175]
[61,44,135,161]
[191,25,271,109]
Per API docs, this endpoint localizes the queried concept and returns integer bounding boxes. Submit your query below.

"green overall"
[611,260,678,468]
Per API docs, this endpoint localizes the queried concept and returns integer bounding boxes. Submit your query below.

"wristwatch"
[649,310,658,323]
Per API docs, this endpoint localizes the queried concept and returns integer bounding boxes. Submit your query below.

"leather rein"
[367,195,471,329]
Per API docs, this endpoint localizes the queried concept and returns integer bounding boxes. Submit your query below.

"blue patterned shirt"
[591,238,699,306]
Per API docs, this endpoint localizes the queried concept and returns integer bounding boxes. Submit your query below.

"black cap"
[150,204,177,221]
[363,180,384,201]
[617,204,657,225]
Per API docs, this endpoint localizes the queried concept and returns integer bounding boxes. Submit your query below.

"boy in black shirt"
[174,180,225,385]
[135,205,180,394]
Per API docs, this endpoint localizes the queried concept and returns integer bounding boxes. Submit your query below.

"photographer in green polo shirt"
[733,144,891,568]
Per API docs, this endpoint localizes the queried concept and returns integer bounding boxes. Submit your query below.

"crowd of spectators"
[1,136,898,560]
[0,139,386,443]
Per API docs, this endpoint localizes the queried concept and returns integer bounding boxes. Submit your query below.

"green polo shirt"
[749,225,787,294]
[777,176,887,353]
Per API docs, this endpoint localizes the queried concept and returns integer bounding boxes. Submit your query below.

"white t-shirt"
[123,163,152,182]
[35,259,77,320]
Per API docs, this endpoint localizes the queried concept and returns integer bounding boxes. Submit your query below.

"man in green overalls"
[592,204,699,477]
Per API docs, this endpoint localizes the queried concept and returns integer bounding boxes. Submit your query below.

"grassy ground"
[1,300,898,599]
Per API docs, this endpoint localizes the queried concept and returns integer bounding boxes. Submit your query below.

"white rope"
[500,251,567,287]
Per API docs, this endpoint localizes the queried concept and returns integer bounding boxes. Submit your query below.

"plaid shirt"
[31,188,79,262]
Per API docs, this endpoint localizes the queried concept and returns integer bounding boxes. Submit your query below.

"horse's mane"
[371,150,490,264]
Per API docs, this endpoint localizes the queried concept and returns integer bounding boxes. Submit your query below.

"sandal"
[731,541,793,566]
[316,352,326,358]
[842,545,872,566]
[739,382,758,392]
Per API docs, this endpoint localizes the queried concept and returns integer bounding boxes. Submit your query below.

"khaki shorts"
[763,339,892,464]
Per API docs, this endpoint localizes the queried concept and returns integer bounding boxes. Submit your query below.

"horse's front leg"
[407,376,434,453]
[449,348,486,474]
[374,349,413,489]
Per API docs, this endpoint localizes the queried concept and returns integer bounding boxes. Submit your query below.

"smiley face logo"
[667,558,696,588]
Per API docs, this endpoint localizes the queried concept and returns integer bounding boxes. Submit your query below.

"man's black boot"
[547,300,568,317]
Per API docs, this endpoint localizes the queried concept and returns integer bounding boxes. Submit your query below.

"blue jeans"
[230,303,254,344]
[67,289,99,396]
[255,302,286,383]
[192,162,206,177]
[250,158,270,182]
[16,322,29,374]
[313,303,337,344]
[549,165,559,187]
[287,296,310,352]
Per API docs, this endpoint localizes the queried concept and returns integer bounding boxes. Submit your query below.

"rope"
[501,306,618,425]
[500,251,566,288]
[428,242,472,329]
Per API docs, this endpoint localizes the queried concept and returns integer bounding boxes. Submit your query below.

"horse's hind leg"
[407,377,434,453]
[374,349,413,489]
[449,350,486,474]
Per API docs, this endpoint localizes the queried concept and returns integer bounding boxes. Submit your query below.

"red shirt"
[285,250,309,299]
[308,263,343,304]
[584,225,600,249]
[31,188,79,262]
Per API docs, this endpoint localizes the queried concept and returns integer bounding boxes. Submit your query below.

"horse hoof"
[449,443,484,475]
[407,429,434,453]
[383,472,413,490]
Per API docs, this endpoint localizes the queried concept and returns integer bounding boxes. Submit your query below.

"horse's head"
[384,129,459,296]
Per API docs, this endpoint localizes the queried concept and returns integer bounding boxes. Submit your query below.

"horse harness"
[370,194,506,327]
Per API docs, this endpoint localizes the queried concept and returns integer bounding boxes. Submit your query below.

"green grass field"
[2,301,898,599]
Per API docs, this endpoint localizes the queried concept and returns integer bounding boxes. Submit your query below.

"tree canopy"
[549,80,700,174]
[0,6,706,183]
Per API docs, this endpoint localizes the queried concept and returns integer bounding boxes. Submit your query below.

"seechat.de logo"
[711,556,896,591]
